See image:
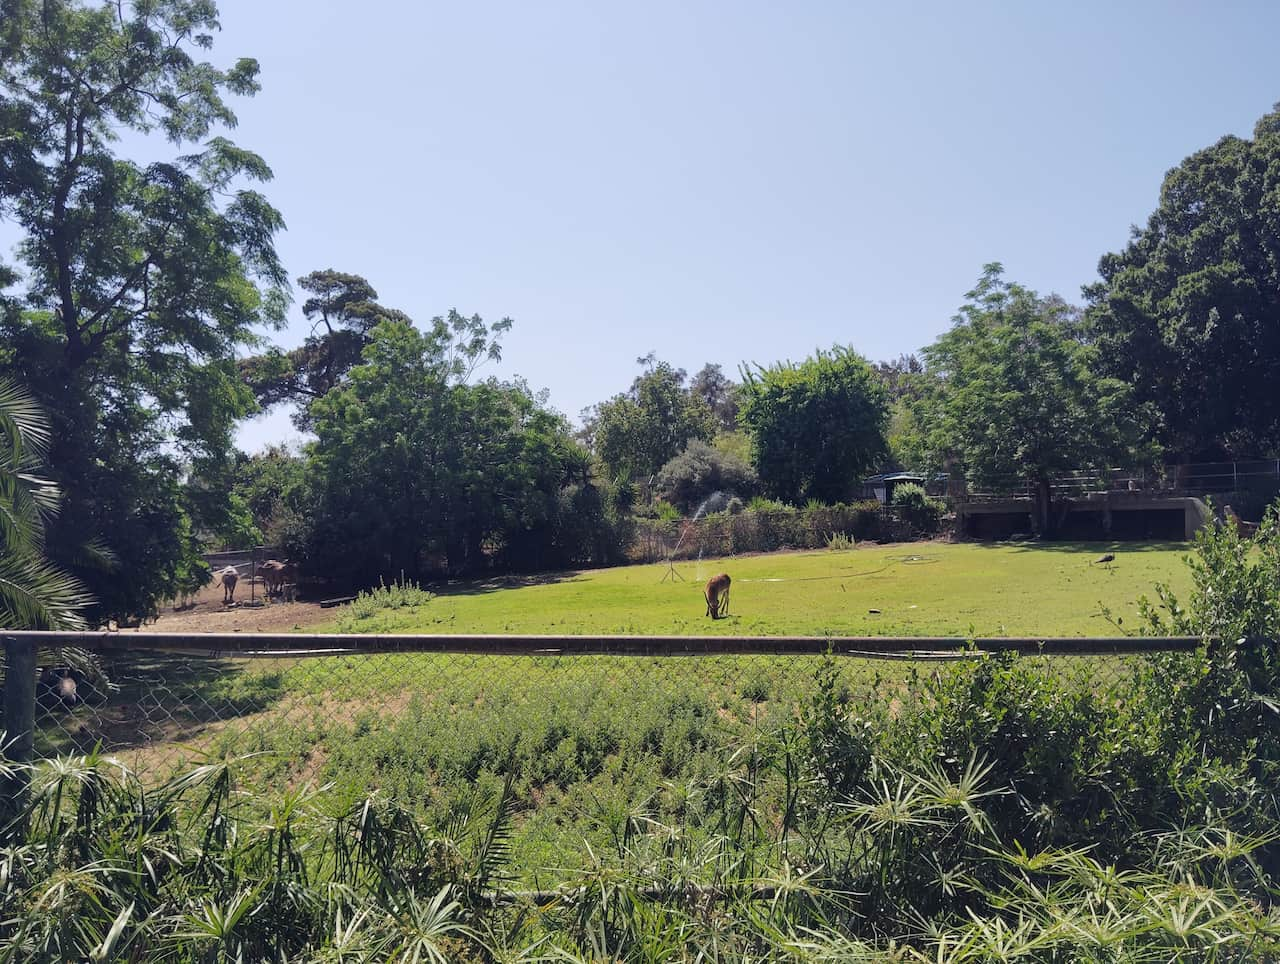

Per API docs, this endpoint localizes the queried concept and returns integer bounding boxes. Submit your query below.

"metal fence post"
[1,635,37,828]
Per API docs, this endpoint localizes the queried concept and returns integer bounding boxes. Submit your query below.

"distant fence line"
[201,546,285,573]
[962,460,1280,501]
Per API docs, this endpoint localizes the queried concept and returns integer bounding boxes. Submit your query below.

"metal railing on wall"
[960,460,1280,502]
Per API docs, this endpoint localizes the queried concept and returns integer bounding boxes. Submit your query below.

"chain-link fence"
[10,631,1197,770]
[4,631,1199,876]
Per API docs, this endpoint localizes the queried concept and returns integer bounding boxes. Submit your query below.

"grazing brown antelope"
[705,573,731,619]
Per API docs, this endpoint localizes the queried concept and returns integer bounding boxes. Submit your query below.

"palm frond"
[0,377,52,464]
[0,549,91,630]
[0,380,94,630]
[470,769,517,893]
[67,536,119,574]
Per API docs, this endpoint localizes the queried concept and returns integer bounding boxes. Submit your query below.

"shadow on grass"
[429,570,590,598]
[33,650,287,757]
[965,540,1189,555]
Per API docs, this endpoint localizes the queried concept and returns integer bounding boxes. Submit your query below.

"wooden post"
[1,635,37,828]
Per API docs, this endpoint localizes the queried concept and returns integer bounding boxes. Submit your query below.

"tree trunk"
[445,522,467,577]
[1035,478,1053,537]
[466,523,485,575]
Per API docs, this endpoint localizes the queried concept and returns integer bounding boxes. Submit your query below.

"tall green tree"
[876,354,930,473]
[306,314,593,582]
[0,0,287,620]
[1085,104,1280,459]
[228,444,307,547]
[586,355,715,482]
[689,363,741,433]
[915,266,1151,534]
[738,346,888,504]
[240,269,411,429]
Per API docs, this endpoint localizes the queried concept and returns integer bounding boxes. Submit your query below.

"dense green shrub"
[655,439,757,513]
[739,346,889,504]
[891,481,945,534]
[8,725,1280,961]
[303,319,624,584]
[889,652,1114,850]
[333,578,436,631]
[501,478,633,572]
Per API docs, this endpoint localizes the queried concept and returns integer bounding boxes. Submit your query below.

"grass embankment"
[328,541,1192,636]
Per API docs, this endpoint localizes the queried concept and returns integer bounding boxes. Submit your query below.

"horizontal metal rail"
[1,631,1206,659]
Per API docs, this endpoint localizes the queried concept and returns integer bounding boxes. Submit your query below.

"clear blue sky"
[12,2,1280,451]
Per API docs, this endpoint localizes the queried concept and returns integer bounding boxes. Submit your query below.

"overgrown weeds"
[333,577,435,631]
[825,530,855,551]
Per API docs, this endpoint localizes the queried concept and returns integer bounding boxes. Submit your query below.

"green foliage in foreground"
[8,641,1280,960]
[318,541,1192,637]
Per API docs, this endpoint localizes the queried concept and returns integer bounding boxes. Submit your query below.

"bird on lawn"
[1092,553,1116,566]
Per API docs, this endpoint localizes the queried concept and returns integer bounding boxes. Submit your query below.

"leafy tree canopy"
[586,354,715,482]
[688,363,741,433]
[913,265,1152,532]
[738,346,888,505]
[229,444,307,546]
[875,354,926,402]
[240,269,414,429]
[305,314,601,582]
[1085,104,1280,459]
[0,0,286,620]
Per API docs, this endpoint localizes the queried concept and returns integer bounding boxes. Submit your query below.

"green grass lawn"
[328,541,1193,637]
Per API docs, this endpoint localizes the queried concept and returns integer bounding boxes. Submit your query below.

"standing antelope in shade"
[1224,505,1258,537]
[259,559,299,600]
[218,566,239,604]
[705,573,731,619]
